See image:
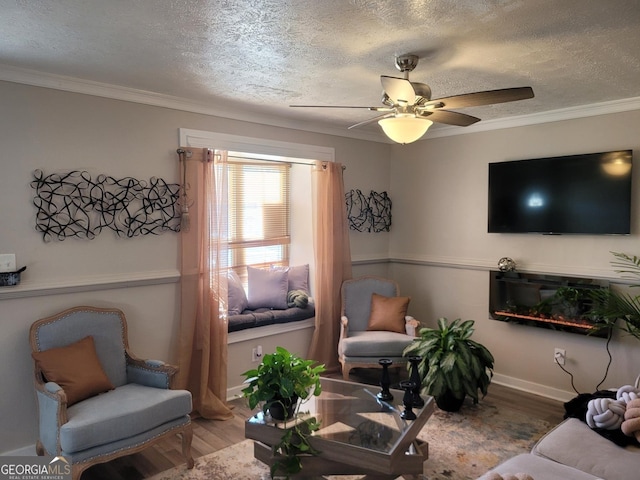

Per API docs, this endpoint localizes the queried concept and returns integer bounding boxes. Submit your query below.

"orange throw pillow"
[367,293,411,334]
[32,336,115,406]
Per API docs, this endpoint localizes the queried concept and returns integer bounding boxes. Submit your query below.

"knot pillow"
[586,397,626,430]
[287,289,309,308]
[617,384,640,404]
[367,293,410,334]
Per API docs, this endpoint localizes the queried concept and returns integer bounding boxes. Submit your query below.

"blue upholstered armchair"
[29,306,194,480]
[338,276,419,379]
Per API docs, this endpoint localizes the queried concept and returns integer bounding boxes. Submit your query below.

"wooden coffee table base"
[253,440,428,479]
[246,378,434,479]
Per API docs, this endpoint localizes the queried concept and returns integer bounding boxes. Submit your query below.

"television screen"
[488,150,633,234]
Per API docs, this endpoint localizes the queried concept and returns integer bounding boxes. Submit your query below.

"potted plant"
[589,252,640,340]
[403,317,494,412]
[242,346,325,419]
[242,346,325,478]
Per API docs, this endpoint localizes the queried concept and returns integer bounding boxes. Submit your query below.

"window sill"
[228,317,314,344]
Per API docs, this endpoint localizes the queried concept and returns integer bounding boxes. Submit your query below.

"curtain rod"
[228,155,313,167]
[176,148,345,169]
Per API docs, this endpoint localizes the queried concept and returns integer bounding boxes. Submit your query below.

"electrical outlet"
[0,254,16,273]
[554,348,566,366]
[251,345,263,362]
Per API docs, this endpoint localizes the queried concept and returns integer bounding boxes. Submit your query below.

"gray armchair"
[29,306,194,480]
[338,276,419,380]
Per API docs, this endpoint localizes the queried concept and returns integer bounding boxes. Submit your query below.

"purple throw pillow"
[247,266,289,310]
[227,270,248,315]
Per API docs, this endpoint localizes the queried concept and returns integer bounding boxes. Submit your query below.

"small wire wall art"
[345,189,392,232]
[31,170,181,242]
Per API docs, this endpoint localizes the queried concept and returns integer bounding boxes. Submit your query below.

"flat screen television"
[488,150,633,234]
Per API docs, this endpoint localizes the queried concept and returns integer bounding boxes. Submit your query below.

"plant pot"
[269,394,299,421]
[436,391,465,412]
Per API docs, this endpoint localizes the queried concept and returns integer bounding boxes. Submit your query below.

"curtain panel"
[308,161,352,372]
[176,147,233,420]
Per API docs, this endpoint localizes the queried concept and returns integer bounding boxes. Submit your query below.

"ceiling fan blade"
[420,109,481,127]
[431,87,534,109]
[381,76,416,105]
[348,113,394,130]
[411,82,432,102]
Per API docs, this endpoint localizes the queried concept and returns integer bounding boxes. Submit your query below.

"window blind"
[227,158,290,274]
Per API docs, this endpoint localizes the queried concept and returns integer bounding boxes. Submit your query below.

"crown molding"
[0,63,386,144]
[2,63,640,142]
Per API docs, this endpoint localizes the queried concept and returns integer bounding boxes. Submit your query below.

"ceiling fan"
[290,54,534,144]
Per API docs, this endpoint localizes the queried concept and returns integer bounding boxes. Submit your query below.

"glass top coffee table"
[245,377,434,479]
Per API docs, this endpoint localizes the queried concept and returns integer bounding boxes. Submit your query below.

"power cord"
[554,326,613,395]
[555,353,579,395]
[595,326,614,391]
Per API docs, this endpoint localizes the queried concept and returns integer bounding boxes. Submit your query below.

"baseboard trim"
[227,384,245,401]
[492,372,575,403]
[1,445,36,456]
[228,373,576,404]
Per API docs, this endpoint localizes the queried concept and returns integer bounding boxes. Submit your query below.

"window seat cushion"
[228,304,315,333]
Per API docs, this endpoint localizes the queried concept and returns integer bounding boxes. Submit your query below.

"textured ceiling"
[2,0,640,140]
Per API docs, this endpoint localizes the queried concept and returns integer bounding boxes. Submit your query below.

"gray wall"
[388,110,640,399]
[0,80,392,454]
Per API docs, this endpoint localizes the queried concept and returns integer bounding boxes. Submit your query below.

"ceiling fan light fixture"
[378,116,433,144]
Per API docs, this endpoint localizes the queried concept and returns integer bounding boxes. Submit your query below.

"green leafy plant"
[403,317,494,411]
[589,252,640,340]
[555,286,581,304]
[241,346,325,413]
[269,416,322,477]
[241,347,325,478]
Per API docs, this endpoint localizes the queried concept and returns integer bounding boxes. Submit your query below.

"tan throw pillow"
[32,336,115,406]
[367,293,411,334]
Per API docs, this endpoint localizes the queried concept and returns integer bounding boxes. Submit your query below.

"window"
[179,127,333,304]
[227,158,290,277]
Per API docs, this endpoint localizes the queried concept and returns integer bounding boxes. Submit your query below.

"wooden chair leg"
[182,423,195,469]
[71,465,85,480]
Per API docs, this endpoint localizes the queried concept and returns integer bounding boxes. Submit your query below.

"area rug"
[416,400,551,479]
[147,399,553,480]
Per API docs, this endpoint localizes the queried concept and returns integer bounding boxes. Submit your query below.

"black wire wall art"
[31,170,182,242]
[345,189,392,233]
[368,191,392,233]
[345,189,370,232]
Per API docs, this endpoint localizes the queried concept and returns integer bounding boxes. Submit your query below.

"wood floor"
[81,369,566,479]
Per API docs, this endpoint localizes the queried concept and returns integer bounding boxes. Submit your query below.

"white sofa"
[478,418,640,480]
